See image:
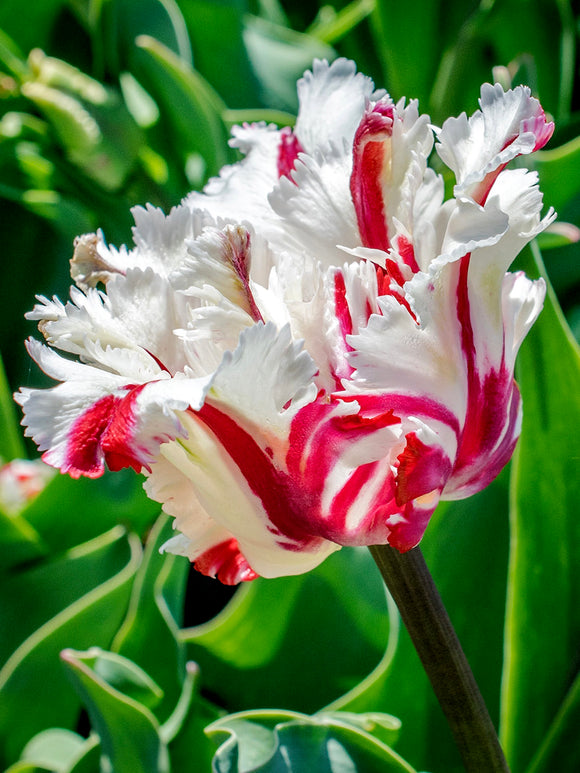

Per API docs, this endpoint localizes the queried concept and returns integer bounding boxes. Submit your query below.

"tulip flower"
[16,59,554,586]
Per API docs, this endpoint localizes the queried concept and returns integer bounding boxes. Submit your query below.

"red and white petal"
[350,96,433,254]
[294,58,375,155]
[172,224,267,322]
[347,285,467,424]
[156,411,340,579]
[436,83,554,202]
[145,454,257,584]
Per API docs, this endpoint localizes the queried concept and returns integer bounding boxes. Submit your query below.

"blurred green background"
[1,2,579,772]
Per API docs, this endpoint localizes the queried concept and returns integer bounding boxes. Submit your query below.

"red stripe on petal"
[59,384,149,479]
[221,227,264,323]
[395,432,452,506]
[277,127,304,181]
[194,402,323,549]
[60,394,121,478]
[194,538,258,584]
[350,100,394,251]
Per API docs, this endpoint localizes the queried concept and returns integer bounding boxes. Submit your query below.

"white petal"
[294,58,375,152]
[437,83,554,198]
[268,144,358,267]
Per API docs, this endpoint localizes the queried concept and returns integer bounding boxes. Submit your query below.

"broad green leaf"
[533,137,580,216]
[243,15,336,111]
[66,736,101,773]
[500,243,580,772]
[0,351,26,461]
[132,35,231,181]
[0,526,130,667]
[18,729,86,773]
[0,507,47,575]
[21,467,160,552]
[177,0,262,109]
[61,647,170,773]
[331,472,510,773]
[183,547,390,713]
[112,514,189,722]
[0,533,141,763]
[371,0,445,107]
[207,709,417,772]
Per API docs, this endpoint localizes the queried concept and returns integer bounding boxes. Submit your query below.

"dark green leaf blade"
[500,243,580,773]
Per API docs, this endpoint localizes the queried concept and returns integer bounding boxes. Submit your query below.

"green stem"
[369,544,510,773]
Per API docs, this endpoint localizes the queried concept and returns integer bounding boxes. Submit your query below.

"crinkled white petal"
[437,83,550,196]
[294,58,375,152]
[208,321,318,439]
[268,144,358,267]
[502,272,546,369]
[185,123,282,231]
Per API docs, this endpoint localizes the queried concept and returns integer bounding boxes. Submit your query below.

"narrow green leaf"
[526,667,580,773]
[500,242,580,772]
[112,514,189,722]
[0,351,26,461]
[61,648,170,773]
[133,35,231,180]
[0,533,141,763]
[307,0,375,45]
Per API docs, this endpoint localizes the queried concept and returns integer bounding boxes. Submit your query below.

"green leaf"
[22,52,143,191]
[371,0,444,107]
[0,532,141,763]
[500,242,580,772]
[93,0,192,76]
[183,547,390,714]
[0,526,130,667]
[21,467,160,552]
[243,15,336,112]
[61,647,170,773]
[207,709,418,772]
[74,648,164,711]
[112,514,189,721]
[0,351,26,461]
[0,508,47,575]
[307,0,375,46]
[165,662,222,770]
[18,729,87,773]
[133,35,231,181]
[177,0,262,109]
[525,666,580,773]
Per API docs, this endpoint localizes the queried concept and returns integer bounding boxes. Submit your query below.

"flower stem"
[369,544,510,773]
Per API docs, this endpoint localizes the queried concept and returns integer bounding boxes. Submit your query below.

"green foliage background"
[1,1,579,771]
